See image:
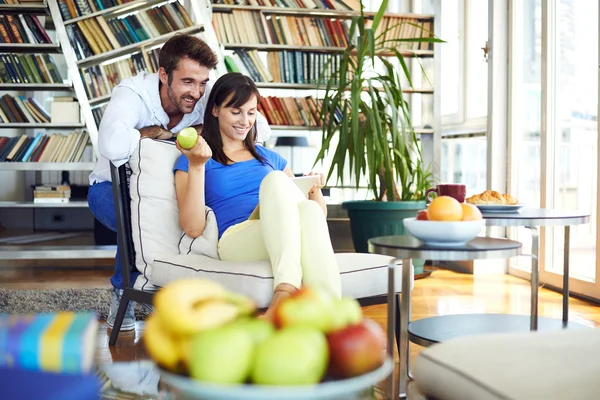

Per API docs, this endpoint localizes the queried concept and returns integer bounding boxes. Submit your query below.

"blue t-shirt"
[174,145,287,238]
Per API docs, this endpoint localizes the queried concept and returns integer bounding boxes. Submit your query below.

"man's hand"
[176,135,212,166]
[139,126,173,140]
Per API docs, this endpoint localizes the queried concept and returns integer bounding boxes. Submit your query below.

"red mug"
[425,184,467,203]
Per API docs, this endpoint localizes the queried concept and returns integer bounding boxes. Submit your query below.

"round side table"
[368,235,523,399]
[482,208,590,329]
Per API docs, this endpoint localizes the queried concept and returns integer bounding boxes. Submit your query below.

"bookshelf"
[206,0,440,178]
[0,0,210,262]
[0,1,106,261]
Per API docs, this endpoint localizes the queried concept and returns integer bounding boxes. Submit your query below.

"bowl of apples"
[403,196,485,246]
[144,279,393,400]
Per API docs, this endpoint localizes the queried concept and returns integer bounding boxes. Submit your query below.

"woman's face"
[213,94,258,142]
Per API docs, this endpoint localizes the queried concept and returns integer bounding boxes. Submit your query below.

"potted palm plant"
[315,0,443,257]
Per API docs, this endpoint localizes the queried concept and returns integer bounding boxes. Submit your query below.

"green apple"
[251,326,328,385]
[230,318,275,345]
[190,325,254,384]
[328,297,363,332]
[273,287,336,331]
[177,127,198,149]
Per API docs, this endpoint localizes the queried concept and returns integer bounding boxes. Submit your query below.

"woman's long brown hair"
[202,73,266,166]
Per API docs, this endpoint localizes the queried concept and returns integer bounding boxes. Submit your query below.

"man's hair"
[159,34,218,84]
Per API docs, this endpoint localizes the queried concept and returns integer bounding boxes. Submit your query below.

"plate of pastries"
[466,190,525,213]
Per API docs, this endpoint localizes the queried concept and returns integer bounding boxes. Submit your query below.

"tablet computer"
[292,175,320,196]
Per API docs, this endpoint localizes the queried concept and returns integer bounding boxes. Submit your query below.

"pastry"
[502,193,519,205]
[466,190,519,205]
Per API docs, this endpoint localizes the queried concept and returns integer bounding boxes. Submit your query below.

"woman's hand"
[176,135,212,167]
[305,171,325,195]
[305,171,327,217]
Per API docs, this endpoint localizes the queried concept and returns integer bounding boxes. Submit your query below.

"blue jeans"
[88,181,139,290]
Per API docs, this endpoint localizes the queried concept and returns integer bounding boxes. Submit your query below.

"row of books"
[81,49,159,99]
[212,0,360,10]
[0,94,50,123]
[0,131,90,163]
[92,103,107,126]
[57,0,134,21]
[0,53,63,84]
[258,95,323,127]
[66,1,194,60]
[214,11,350,48]
[33,184,71,203]
[0,0,46,4]
[0,14,51,44]
[225,50,342,84]
[370,17,434,51]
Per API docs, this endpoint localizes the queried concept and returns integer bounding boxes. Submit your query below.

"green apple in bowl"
[251,326,329,385]
[177,127,198,149]
[229,317,275,345]
[328,297,363,332]
[273,287,336,331]
[189,324,254,384]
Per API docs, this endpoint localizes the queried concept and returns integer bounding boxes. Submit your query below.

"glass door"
[540,0,600,298]
[509,0,600,299]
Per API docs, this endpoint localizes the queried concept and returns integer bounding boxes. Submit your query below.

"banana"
[143,314,186,373]
[154,278,256,336]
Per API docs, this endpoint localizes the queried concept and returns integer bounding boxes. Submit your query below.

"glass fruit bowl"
[158,356,393,400]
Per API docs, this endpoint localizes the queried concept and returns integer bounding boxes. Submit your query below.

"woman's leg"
[259,171,341,297]
[219,171,341,313]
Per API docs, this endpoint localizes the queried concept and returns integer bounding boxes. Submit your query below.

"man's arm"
[97,87,171,167]
[98,87,144,167]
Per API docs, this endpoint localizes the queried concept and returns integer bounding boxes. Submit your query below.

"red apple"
[416,210,428,220]
[273,287,335,332]
[326,318,386,378]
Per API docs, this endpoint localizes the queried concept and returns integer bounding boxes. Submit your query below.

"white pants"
[218,171,341,298]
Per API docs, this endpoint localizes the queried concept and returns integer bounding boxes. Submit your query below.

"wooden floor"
[2,266,599,367]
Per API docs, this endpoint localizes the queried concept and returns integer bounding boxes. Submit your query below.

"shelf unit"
[0,0,213,262]
[0,1,108,261]
[0,201,89,208]
[60,0,210,136]
[206,0,440,167]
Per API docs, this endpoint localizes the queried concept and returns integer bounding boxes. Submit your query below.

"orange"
[461,203,483,221]
[426,196,463,221]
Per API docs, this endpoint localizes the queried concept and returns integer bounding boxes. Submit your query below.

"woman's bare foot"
[262,283,298,320]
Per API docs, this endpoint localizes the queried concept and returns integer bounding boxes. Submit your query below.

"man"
[88,34,272,331]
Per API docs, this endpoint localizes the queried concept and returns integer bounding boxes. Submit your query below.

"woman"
[173,73,341,317]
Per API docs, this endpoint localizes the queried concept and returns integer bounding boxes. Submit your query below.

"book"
[0,312,98,374]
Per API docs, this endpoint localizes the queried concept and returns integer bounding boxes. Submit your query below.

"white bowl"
[403,217,485,246]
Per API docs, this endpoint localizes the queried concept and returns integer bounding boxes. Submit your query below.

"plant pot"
[342,200,427,274]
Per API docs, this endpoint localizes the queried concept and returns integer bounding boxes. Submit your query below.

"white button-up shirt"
[89,72,272,184]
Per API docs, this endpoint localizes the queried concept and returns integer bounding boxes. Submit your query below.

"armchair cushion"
[150,252,402,308]
[129,138,219,288]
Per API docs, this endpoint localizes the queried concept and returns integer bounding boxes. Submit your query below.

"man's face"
[162,57,210,114]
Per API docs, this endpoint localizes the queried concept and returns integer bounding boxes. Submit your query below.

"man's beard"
[167,85,197,114]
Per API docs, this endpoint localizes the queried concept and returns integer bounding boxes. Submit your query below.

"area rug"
[0,288,152,320]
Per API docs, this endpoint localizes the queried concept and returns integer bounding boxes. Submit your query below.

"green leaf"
[371,0,389,33]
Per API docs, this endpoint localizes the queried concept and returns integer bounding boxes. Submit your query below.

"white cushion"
[129,138,218,288]
[413,327,600,400]
[150,252,408,308]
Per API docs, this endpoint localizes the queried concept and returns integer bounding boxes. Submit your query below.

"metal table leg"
[527,226,539,330]
[398,258,412,399]
[387,258,397,399]
[563,225,570,324]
